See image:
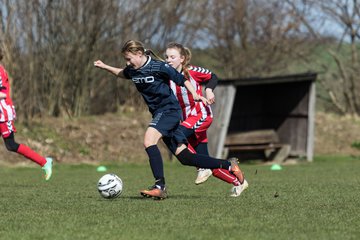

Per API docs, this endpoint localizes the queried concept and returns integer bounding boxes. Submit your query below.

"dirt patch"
[1,111,359,166]
[0,109,169,165]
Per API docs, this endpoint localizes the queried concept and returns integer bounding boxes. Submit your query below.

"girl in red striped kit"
[165,42,248,197]
[0,47,53,181]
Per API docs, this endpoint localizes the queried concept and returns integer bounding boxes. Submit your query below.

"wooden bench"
[224,129,291,163]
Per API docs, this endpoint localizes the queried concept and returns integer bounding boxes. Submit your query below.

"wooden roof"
[219,72,317,86]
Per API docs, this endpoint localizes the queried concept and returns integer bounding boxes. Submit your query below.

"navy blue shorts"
[149,110,188,154]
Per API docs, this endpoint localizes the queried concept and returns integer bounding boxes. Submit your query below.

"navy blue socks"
[145,145,165,188]
[176,148,231,170]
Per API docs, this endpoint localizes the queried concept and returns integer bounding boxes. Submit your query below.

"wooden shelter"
[207,72,317,162]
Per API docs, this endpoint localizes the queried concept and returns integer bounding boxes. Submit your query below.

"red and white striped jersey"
[0,65,16,122]
[169,65,213,124]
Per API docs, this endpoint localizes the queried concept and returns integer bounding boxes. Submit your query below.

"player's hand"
[205,89,215,105]
[94,60,106,69]
[194,95,210,105]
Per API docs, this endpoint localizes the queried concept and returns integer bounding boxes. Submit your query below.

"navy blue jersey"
[123,56,186,115]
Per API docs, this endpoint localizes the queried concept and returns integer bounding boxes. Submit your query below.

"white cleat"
[230,179,249,197]
[42,157,53,181]
[195,168,212,185]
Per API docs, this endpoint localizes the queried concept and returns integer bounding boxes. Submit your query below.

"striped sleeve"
[188,65,212,83]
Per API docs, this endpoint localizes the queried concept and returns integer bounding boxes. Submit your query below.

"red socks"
[17,144,47,166]
[212,169,240,186]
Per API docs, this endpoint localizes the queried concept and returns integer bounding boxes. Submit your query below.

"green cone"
[96,166,107,172]
[270,164,282,171]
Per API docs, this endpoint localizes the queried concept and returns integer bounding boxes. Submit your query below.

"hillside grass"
[0,156,359,240]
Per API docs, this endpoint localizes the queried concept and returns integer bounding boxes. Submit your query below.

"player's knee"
[143,127,162,148]
[143,136,159,148]
[4,139,19,152]
[174,144,187,155]
[143,140,155,149]
[143,137,151,148]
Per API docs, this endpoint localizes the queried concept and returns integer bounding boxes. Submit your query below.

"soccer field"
[0,156,359,240]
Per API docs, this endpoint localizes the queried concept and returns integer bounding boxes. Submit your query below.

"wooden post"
[307,81,316,161]
[208,85,236,158]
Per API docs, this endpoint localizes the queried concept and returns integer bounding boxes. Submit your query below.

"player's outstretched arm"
[184,80,209,105]
[94,60,125,78]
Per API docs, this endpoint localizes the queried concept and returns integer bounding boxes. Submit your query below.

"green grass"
[0,156,359,240]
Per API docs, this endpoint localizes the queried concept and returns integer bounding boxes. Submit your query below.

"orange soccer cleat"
[228,157,245,184]
[140,185,168,200]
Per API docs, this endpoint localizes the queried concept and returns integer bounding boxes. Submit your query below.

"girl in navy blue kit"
[94,40,247,200]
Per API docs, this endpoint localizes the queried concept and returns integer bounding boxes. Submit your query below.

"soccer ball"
[97,173,123,199]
